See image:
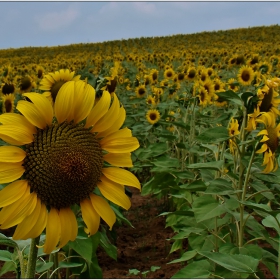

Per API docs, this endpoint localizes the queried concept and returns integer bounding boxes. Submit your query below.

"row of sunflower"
[0,24,280,278]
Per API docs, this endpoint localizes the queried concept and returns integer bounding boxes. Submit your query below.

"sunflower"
[146,95,156,106]
[256,112,280,173]
[227,78,239,92]
[146,109,161,125]
[135,85,146,98]
[237,65,254,86]
[19,75,36,93]
[1,82,15,95]
[186,67,196,81]
[39,69,81,105]
[228,118,240,154]
[164,68,175,80]
[149,69,159,84]
[1,94,15,113]
[0,80,140,254]
[197,87,210,107]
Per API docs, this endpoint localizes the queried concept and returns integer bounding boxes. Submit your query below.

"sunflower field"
[0,24,280,279]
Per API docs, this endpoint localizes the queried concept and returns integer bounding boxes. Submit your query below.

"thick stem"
[26,236,40,279]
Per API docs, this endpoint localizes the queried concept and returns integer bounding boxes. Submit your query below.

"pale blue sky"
[1,1,280,50]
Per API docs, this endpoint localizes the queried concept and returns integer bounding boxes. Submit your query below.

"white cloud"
[35,4,80,32]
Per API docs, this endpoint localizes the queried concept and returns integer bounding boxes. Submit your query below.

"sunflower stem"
[26,236,40,279]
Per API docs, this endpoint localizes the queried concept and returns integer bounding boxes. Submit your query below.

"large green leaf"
[196,126,229,143]
[262,214,280,235]
[0,250,13,262]
[198,251,259,273]
[215,90,243,106]
[187,160,224,170]
[168,250,197,264]
[192,195,226,223]
[205,178,235,195]
[171,260,211,278]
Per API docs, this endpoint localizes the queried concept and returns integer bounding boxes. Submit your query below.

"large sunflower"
[0,80,140,254]
[39,69,81,105]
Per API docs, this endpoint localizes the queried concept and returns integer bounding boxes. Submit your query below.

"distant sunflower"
[164,68,175,80]
[135,85,146,98]
[186,67,197,81]
[0,80,140,254]
[197,87,210,107]
[146,95,156,106]
[39,69,81,105]
[146,109,161,125]
[149,69,158,84]
[256,112,280,173]
[1,82,15,95]
[19,75,36,93]
[1,94,15,113]
[237,65,254,86]
[228,118,240,154]
[227,78,239,92]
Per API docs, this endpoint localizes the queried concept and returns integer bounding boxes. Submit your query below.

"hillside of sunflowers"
[0,24,280,278]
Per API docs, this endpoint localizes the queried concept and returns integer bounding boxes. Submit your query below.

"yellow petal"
[260,135,269,142]
[0,191,37,229]
[80,198,100,236]
[0,180,28,208]
[23,93,53,126]
[97,106,126,138]
[58,208,78,248]
[13,198,42,240]
[73,82,96,124]
[85,91,111,128]
[54,81,75,123]
[103,152,133,167]
[256,143,268,154]
[0,146,26,163]
[0,162,25,184]
[90,194,116,230]
[17,100,47,130]
[0,113,36,134]
[102,167,141,189]
[44,208,61,254]
[98,176,131,210]
[101,137,139,153]
[99,127,132,144]
[91,93,120,133]
[0,125,34,145]
[27,202,48,239]
[257,129,268,136]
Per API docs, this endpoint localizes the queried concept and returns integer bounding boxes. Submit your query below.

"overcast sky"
[1,1,280,50]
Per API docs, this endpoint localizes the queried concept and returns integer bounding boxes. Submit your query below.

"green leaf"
[261,260,278,278]
[150,266,161,272]
[179,180,207,191]
[0,234,19,249]
[262,214,280,235]
[68,232,100,261]
[171,260,211,278]
[141,172,175,196]
[187,160,224,170]
[205,178,235,195]
[129,269,140,276]
[170,239,182,254]
[192,195,226,223]
[196,126,229,143]
[0,250,13,262]
[99,228,117,261]
[58,262,83,268]
[216,90,243,106]
[36,261,54,273]
[168,250,197,264]
[198,251,259,273]
[0,260,17,277]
